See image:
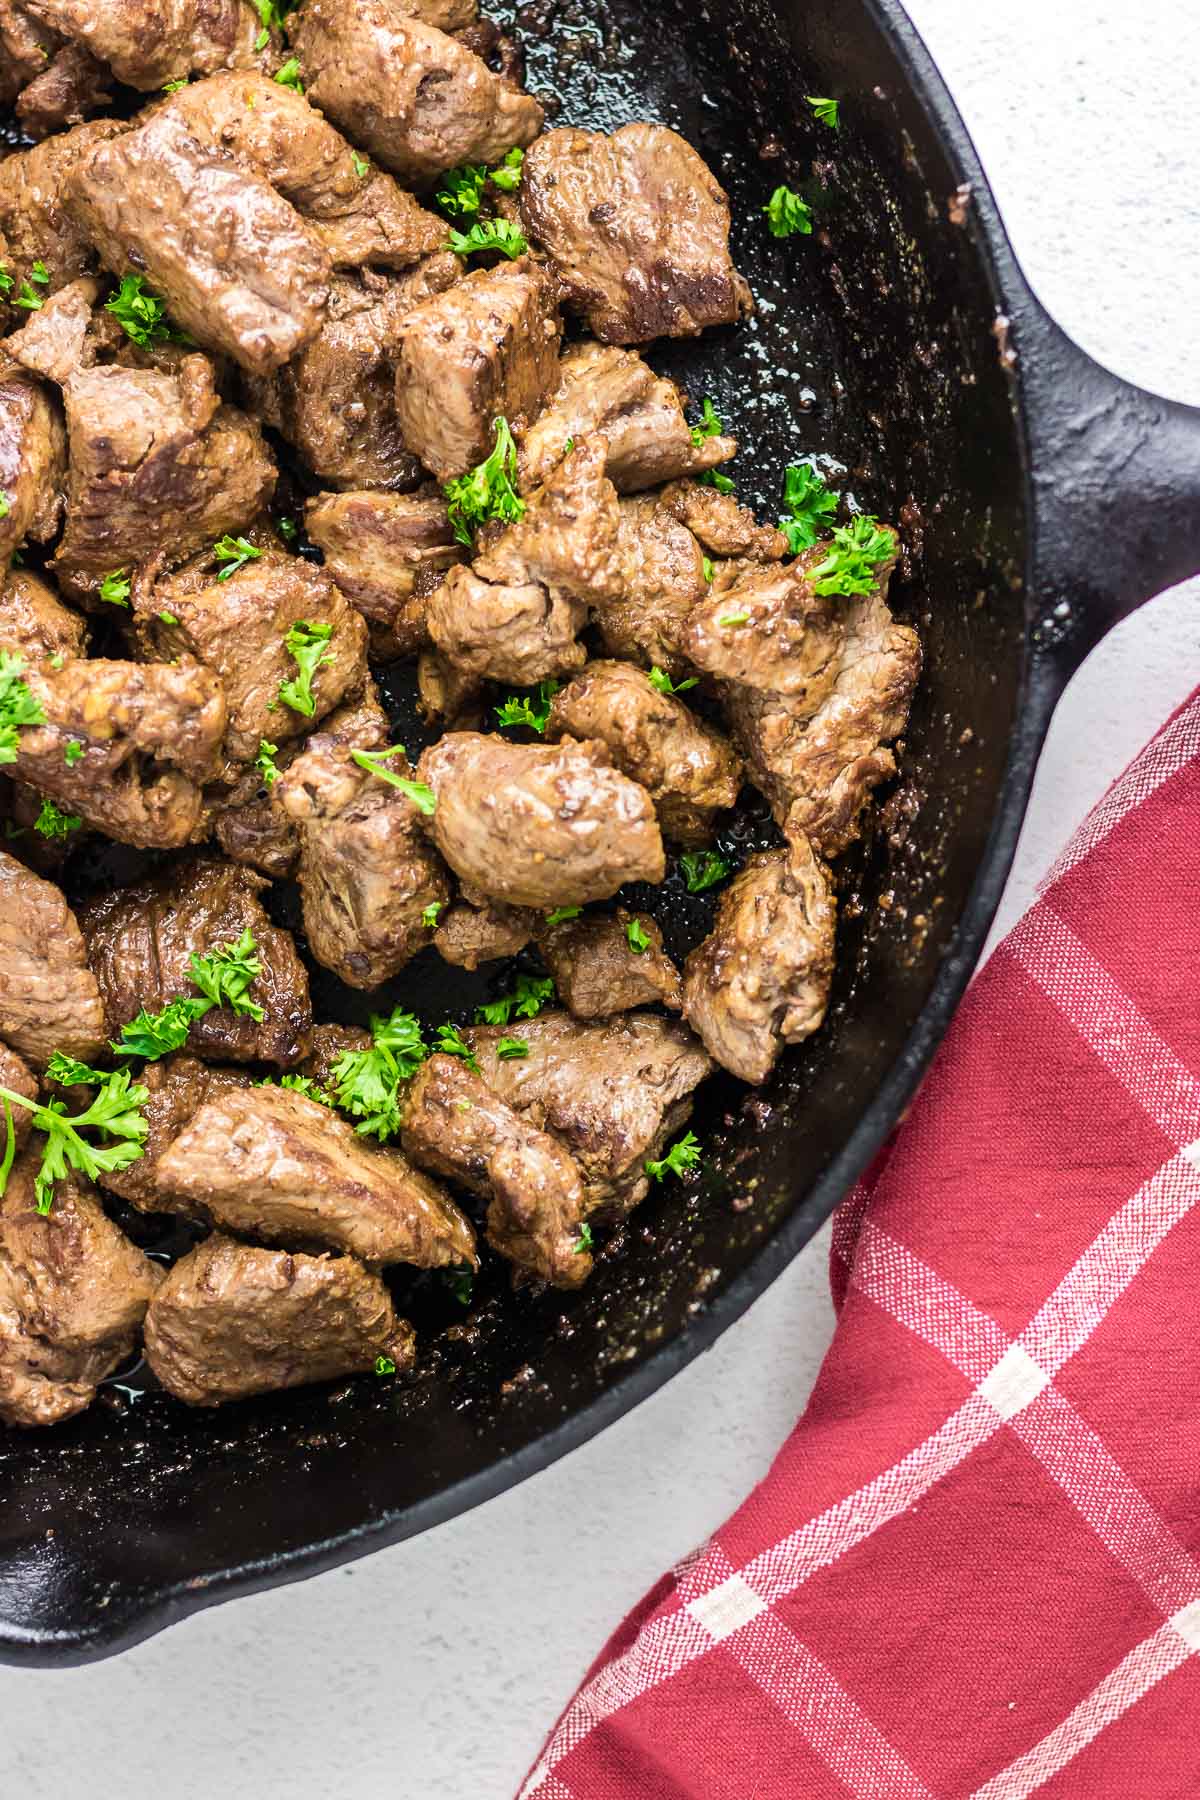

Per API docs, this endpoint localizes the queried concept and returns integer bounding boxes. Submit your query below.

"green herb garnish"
[422,900,443,929]
[807,95,839,129]
[0,651,45,766]
[575,1221,594,1254]
[213,534,262,581]
[330,1006,428,1141]
[163,77,188,92]
[810,516,894,596]
[352,152,369,178]
[350,743,437,814]
[448,217,528,260]
[645,1130,701,1182]
[375,1354,396,1376]
[490,146,524,192]
[105,273,184,346]
[98,568,131,607]
[0,1063,148,1214]
[690,396,724,447]
[778,461,839,553]
[544,904,581,925]
[764,185,813,238]
[63,739,84,768]
[716,609,750,627]
[274,57,303,91]
[647,666,698,696]
[434,1023,480,1072]
[256,739,279,787]
[496,1036,529,1060]
[435,162,488,220]
[109,928,264,1060]
[476,974,554,1027]
[445,1266,474,1305]
[278,619,334,716]
[625,917,650,954]
[444,416,525,547]
[494,678,559,734]
[34,799,81,839]
[698,470,735,494]
[680,850,730,894]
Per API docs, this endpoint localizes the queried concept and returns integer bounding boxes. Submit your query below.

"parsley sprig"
[253,0,296,48]
[764,185,813,238]
[778,461,839,553]
[448,218,528,260]
[350,744,436,815]
[807,95,840,129]
[495,679,559,734]
[690,396,724,448]
[274,57,303,91]
[0,1057,149,1215]
[647,666,697,697]
[0,651,45,765]
[256,739,279,787]
[330,1006,428,1140]
[213,534,262,581]
[645,1130,701,1182]
[626,917,650,954]
[476,974,554,1027]
[680,850,730,894]
[811,516,894,596]
[278,620,334,716]
[544,904,581,926]
[98,568,131,607]
[105,273,185,347]
[35,799,81,839]
[110,929,264,1059]
[435,147,524,220]
[444,416,525,547]
[434,1023,480,1072]
[13,261,49,311]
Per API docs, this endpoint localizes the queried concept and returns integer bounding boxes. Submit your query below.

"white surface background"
[4,4,1199,1795]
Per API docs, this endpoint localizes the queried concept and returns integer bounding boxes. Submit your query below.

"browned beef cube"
[0,1041,37,1154]
[0,359,66,566]
[143,1234,415,1407]
[0,119,123,293]
[0,847,107,1067]
[14,41,111,140]
[433,885,533,969]
[67,111,332,375]
[305,488,463,655]
[97,1054,252,1218]
[0,0,59,109]
[597,491,709,677]
[22,0,267,89]
[4,275,101,386]
[536,909,682,1019]
[80,857,312,1067]
[291,0,543,188]
[393,259,561,480]
[0,568,87,663]
[52,357,275,602]
[520,125,753,344]
[0,1149,163,1427]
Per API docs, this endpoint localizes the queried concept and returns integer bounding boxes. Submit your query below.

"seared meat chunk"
[22,0,267,89]
[13,657,226,848]
[722,565,921,855]
[143,550,368,764]
[537,909,681,1019]
[682,837,835,1084]
[143,1234,415,1408]
[0,1042,37,1154]
[427,437,619,684]
[0,848,106,1066]
[291,0,543,187]
[684,555,845,703]
[0,1150,163,1428]
[547,660,741,845]
[519,343,736,494]
[67,111,332,376]
[403,1055,589,1287]
[434,884,533,969]
[14,41,111,139]
[53,358,274,601]
[274,735,450,988]
[4,275,100,386]
[468,1010,713,1216]
[0,567,87,662]
[595,490,708,676]
[247,259,460,492]
[80,858,312,1066]
[157,73,447,270]
[154,1083,477,1268]
[520,125,752,344]
[393,259,561,480]
[0,120,122,293]
[306,488,462,653]
[0,360,66,565]
[98,1054,250,1218]
[417,647,484,727]
[418,731,665,909]
[0,0,58,109]
[660,480,788,561]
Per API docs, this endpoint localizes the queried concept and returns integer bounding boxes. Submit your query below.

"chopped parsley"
[34,799,81,839]
[778,461,839,553]
[495,678,559,734]
[807,95,840,129]
[256,739,279,787]
[352,152,369,179]
[274,57,303,91]
[811,516,894,596]
[213,534,262,580]
[680,850,730,894]
[265,1073,335,1108]
[448,217,528,260]
[444,416,525,546]
[350,743,437,815]
[690,396,724,447]
[574,1221,594,1254]
[698,470,735,494]
[374,1354,396,1376]
[109,928,264,1059]
[496,1036,529,1059]
[0,489,9,518]
[716,609,750,627]
[276,516,299,547]
[625,917,651,955]
[158,610,179,625]
[647,665,698,696]
[764,185,813,238]
[544,904,581,926]
[701,556,714,585]
[330,1005,428,1141]
[645,1130,701,1182]
[12,279,44,312]
[98,568,131,607]
[435,161,488,220]
[105,272,184,347]
[163,77,189,92]
[0,266,11,296]
[48,653,64,671]
[490,146,524,192]
[0,650,45,766]
[30,261,49,286]
[253,0,296,45]
[476,973,554,1026]
[434,1023,479,1072]
[445,1266,474,1305]
[0,1061,148,1215]
[422,900,443,929]
[63,739,84,768]
[278,619,334,716]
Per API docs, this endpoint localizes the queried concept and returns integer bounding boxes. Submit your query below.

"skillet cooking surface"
[0,0,1028,1658]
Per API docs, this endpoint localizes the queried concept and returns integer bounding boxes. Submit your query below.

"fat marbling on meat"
[143,1234,416,1407]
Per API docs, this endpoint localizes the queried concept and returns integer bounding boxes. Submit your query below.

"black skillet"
[2,0,1199,1665]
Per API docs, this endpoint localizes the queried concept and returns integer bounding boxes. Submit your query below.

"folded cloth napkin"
[519,689,1200,1799]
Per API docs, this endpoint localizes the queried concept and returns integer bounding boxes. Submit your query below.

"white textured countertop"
[4,4,1198,1795]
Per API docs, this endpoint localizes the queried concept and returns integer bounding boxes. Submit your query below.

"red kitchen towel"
[519,687,1200,1800]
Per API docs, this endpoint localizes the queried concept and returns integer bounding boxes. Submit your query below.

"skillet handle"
[1008,289,1200,676]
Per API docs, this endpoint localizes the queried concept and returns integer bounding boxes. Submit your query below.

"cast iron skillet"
[1,0,1199,1665]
